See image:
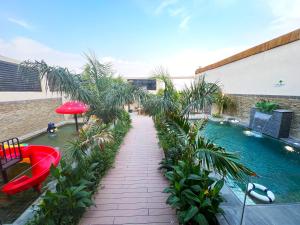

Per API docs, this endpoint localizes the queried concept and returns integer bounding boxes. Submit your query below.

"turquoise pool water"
[0,124,77,224]
[203,121,300,203]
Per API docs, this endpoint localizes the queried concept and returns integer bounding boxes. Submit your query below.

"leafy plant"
[66,120,113,164]
[165,113,253,180]
[213,92,235,115]
[154,113,254,224]
[164,160,224,225]
[255,99,279,113]
[142,67,180,117]
[27,160,95,225]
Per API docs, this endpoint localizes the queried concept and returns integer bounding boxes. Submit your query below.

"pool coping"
[2,120,83,225]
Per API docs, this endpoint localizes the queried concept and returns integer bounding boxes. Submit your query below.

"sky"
[0,0,300,78]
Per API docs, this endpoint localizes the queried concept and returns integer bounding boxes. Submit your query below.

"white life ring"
[247,183,275,203]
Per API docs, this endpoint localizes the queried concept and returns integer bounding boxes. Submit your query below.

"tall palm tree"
[21,54,146,123]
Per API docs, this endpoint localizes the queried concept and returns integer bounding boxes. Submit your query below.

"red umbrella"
[55,101,89,131]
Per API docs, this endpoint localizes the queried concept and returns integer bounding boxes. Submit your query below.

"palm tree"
[181,75,219,117]
[164,113,254,180]
[21,54,146,123]
[142,67,180,117]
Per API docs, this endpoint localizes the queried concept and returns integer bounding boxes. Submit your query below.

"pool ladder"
[0,137,23,183]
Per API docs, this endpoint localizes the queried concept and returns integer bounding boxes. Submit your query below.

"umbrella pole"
[74,114,79,131]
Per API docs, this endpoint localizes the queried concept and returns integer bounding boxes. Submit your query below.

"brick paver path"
[80,115,178,225]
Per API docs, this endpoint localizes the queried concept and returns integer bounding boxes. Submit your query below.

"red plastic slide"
[1,145,61,195]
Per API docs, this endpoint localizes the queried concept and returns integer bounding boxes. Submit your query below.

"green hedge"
[27,111,131,225]
[155,116,223,225]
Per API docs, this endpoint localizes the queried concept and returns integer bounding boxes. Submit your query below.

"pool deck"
[79,115,178,225]
[218,184,300,225]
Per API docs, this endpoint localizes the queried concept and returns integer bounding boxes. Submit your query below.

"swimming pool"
[203,121,300,204]
[0,124,77,224]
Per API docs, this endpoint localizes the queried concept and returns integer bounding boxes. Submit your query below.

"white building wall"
[197,40,300,96]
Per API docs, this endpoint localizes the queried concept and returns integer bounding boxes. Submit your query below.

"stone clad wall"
[0,98,64,140]
[224,94,300,139]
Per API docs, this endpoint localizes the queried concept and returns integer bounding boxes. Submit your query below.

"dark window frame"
[128,79,156,90]
[0,60,42,92]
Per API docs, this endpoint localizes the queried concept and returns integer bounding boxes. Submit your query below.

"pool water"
[28,124,78,154]
[0,124,77,224]
[203,121,300,204]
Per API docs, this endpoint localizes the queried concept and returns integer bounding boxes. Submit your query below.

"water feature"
[249,108,293,138]
[251,111,272,133]
[0,124,77,224]
[203,121,300,204]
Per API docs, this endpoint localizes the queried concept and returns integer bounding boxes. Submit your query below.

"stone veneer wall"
[223,94,300,139]
[0,98,64,140]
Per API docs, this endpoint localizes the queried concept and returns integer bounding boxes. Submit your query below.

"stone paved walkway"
[80,115,178,225]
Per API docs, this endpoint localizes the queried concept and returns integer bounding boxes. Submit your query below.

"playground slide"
[1,145,61,195]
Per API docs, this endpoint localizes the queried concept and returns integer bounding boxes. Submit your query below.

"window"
[0,60,42,92]
[128,79,156,90]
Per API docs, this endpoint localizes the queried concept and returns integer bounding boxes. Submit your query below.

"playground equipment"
[47,122,57,134]
[0,138,23,183]
[0,139,61,195]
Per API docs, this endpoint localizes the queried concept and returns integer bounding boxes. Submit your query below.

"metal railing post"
[240,176,250,225]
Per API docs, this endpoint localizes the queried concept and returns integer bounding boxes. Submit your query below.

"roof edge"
[0,55,21,64]
[195,28,300,74]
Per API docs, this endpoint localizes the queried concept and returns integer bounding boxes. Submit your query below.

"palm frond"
[20,60,91,103]
[195,138,254,180]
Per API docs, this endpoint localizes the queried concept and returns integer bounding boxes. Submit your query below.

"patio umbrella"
[55,101,89,131]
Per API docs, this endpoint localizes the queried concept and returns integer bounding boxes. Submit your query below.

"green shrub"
[27,161,95,225]
[154,113,253,224]
[155,117,183,171]
[213,92,235,115]
[255,99,279,113]
[164,160,224,225]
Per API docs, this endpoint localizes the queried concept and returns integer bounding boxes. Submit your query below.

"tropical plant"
[27,160,95,225]
[21,54,146,123]
[255,99,279,113]
[181,76,219,117]
[164,113,253,180]
[142,67,180,117]
[164,160,224,225]
[155,113,254,224]
[66,120,113,164]
[155,117,183,171]
[213,92,235,116]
